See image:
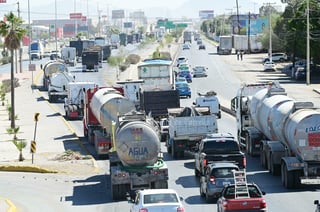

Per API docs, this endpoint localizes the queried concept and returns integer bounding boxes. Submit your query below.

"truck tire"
[281,162,295,189]
[268,153,280,176]
[260,150,267,169]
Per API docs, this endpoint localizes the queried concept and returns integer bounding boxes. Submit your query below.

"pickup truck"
[194,133,246,177]
[217,183,267,212]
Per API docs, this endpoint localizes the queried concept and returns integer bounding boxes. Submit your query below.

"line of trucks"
[231,81,320,188]
[217,34,263,55]
[40,56,227,199]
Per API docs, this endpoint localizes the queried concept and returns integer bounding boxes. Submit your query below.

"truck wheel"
[172,143,178,159]
[268,153,280,176]
[282,162,295,189]
[260,151,267,169]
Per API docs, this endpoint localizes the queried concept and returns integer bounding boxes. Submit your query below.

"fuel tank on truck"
[255,94,293,140]
[115,116,161,166]
[250,85,287,133]
[90,88,136,134]
[49,72,74,91]
[44,61,68,78]
[284,107,320,161]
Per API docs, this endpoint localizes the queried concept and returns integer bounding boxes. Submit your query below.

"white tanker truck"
[83,87,168,199]
[231,82,320,188]
[42,60,75,102]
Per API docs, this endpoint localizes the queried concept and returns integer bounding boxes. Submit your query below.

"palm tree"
[0,12,26,129]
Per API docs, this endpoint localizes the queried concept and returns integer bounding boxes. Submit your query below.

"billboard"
[70,13,82,19]
[124,22,133,28]
[199,10,214,19]
[0,0,6,3]
[112,10,125,19]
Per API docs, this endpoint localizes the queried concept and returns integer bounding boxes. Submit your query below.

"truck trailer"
[231,81,320,188]
[82,87,169,199]
[217,36,232,55]
[166,106,218,159]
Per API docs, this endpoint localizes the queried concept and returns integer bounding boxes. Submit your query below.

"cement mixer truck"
[231,82,320,188]
[42,61,69,90]
[83,87,169,199]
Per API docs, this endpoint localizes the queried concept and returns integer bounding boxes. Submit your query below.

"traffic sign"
[30,141,36,153]
[29,64,36,72]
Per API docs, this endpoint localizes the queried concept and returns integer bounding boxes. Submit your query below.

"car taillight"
[209,176,216,184]
[139,208,148,212]
[243,157,246,168]
[202,159,207,167]
[260,199,267,208]
[177,207,184,212]
[222,200,229,210]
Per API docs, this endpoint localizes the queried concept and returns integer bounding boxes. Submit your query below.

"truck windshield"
[204,140,239,152]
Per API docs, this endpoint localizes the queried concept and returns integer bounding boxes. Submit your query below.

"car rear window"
[211,167,239,178]
[176,83,188,88]
[224,185,262,199]
[203,139,239,152]
[144,193,178,204]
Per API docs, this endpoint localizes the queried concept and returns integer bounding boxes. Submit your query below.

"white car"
[182,43,190,50]
[193,66,208,77]
[263,61,276,71]
[262,53,287,63]
[129,189,185,212]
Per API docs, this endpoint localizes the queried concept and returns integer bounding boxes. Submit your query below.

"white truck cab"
[194,91,221,118]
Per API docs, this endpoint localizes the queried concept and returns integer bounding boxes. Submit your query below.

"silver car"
[193,66,208,77]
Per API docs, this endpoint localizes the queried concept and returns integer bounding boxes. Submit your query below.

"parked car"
[128,189,185,212]
[175,77,187,83]
[217,183,267,212]
[193,66,208,77]
[159,118,169,142]
[262,52,287,63]
[200,162,239,203]
[176,56,188,67]
[178,70,192,83]
[263,61,276,71]
[199,44,206,50]
[175,81,191,98]
[182,43,191,50]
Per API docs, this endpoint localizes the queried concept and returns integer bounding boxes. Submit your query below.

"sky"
[0,0,286,22]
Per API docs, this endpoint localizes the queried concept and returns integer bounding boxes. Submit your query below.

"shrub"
[125,54,141,64]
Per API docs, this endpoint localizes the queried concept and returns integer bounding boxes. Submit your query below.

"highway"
[0,39,320,211]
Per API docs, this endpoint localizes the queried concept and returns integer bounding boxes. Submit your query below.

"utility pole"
[264,2,276,62]
[236,0,240,35]
[97,5,102,37]
[306,0,310,85]
[248,12,251,54]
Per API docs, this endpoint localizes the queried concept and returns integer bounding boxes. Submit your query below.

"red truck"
[216,183,267,212]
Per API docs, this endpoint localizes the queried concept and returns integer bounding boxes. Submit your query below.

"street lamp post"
[306,0,310,85]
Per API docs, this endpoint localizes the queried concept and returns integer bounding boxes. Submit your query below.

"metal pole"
[306,0,310,85]
[269,4,272,62]
[28,0,33,87]
[55,0,58,53]
[236,0,240,35]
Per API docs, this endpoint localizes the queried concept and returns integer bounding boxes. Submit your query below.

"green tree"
[0,12,26,129]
